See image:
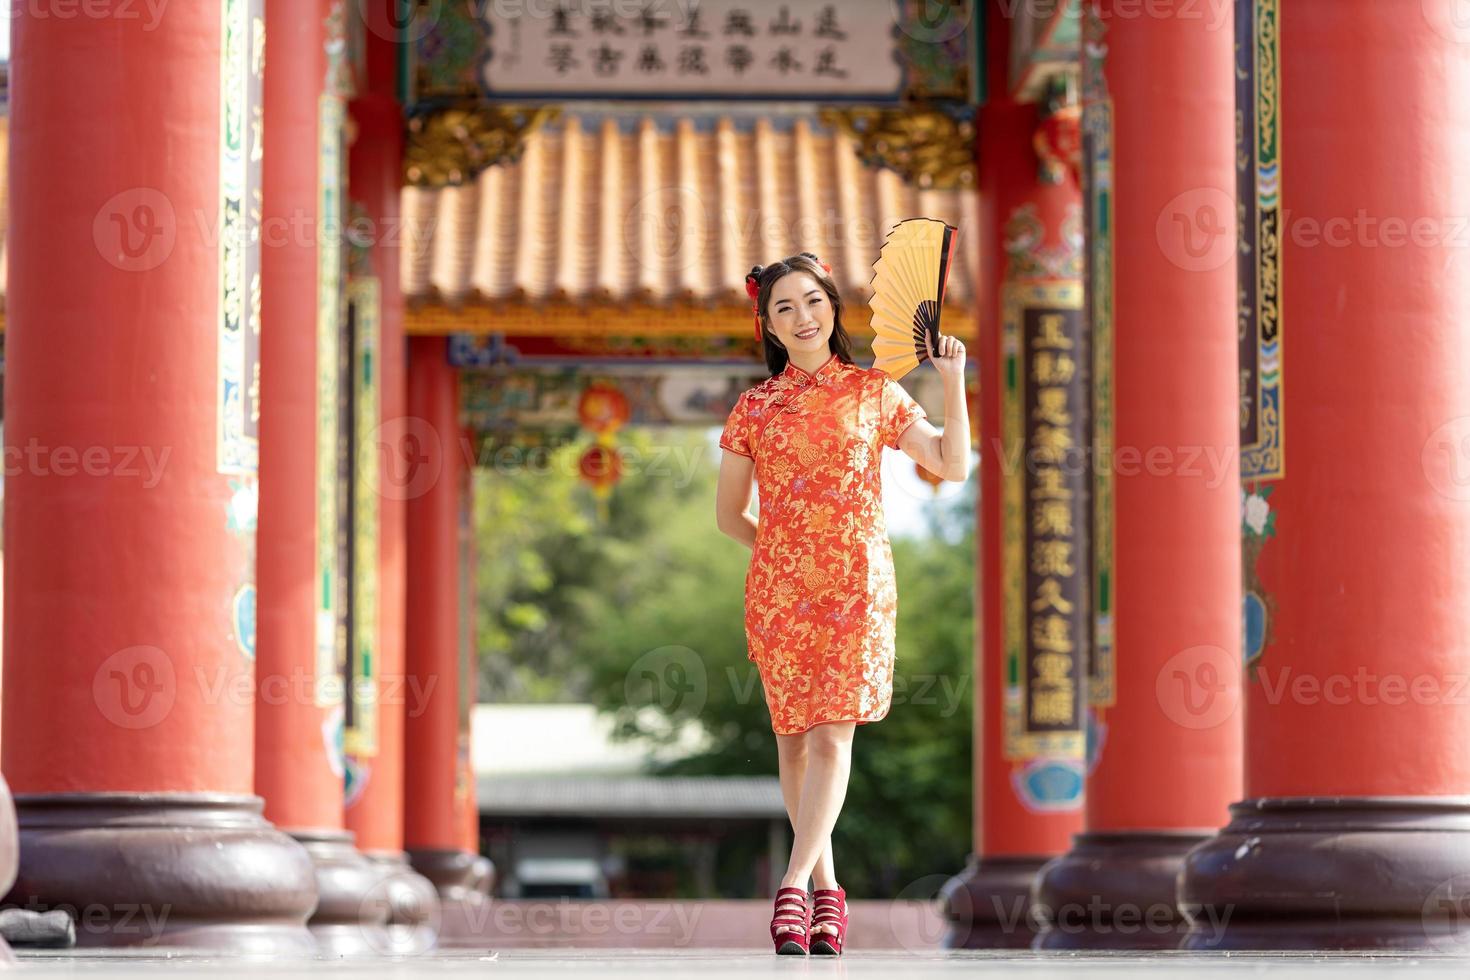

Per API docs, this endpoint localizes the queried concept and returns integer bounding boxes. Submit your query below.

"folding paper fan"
[868,217,960,381]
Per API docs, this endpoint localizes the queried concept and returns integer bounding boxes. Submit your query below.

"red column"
[1032,0,1241,949]
[1181,0,1470,951]
[256,0,387,954]
[404,337,484,930]
[340,6,440,950]
[0,774,15,962]
[941,4,1086,949]
[1,0,314,950]
[456,453,495,913]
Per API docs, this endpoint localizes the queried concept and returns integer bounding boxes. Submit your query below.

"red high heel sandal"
[770,886,811,955]
[810,887,849,955]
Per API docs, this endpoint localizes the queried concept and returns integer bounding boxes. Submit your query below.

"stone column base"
[364,850,441,954]
[1180,798,1470,952]
[1032,831,1210,950]
[0,775,16,963]
[291,829,391,956]
[2,793,316,953]
[938,854,1048,949]
[408,848,496,947]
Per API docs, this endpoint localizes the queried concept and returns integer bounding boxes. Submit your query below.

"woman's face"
[765,271,835,354]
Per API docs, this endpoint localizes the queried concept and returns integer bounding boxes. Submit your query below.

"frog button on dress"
[719,352,928,735]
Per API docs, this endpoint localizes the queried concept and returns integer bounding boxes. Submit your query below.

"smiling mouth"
[795,327,820,340]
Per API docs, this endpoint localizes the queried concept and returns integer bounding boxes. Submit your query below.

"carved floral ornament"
[404,104,559,188]
[819,105,977,191]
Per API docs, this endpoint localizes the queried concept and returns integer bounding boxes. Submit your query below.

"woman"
[714,251,971,955]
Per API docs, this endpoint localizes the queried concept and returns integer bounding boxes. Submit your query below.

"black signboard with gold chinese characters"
[1002,282,1087,760]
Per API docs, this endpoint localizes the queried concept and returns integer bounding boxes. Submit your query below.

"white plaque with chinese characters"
[481,0,905,100]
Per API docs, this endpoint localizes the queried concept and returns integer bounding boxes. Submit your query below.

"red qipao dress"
[719,352,928,735]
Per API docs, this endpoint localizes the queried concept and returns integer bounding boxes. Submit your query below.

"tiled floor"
[12,948,1470,979]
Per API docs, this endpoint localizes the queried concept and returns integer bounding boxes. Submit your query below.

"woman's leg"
[774,732,838,890]
[779,721,855,892]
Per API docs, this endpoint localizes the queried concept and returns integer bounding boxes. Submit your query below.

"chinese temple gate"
[0,0,1468,959]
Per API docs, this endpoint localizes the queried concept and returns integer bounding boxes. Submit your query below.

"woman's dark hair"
[747,251,856,376]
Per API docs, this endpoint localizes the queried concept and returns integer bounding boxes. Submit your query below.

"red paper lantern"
[578,443,622,490]
[915,460,944,492]
[577,382,631,435]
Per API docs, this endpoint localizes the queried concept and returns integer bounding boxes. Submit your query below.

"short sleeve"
[880,377,928,450]
[719,391,755,459]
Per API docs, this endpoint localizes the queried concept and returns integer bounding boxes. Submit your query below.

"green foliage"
[476,426,975,898]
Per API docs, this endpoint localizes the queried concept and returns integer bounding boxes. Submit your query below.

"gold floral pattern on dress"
[720,353,928,734]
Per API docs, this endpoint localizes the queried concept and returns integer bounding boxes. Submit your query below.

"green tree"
[477,426,976,898]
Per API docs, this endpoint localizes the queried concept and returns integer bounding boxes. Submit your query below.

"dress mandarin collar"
[780,352,844,385]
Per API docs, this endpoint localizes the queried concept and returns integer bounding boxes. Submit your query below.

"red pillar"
[456,429,494,898]
[941,2,1085,949]
[1181,0,1470,951]
[405,337,486,934]
[338,2,439,952]
[256,0,387,953]
[1032,0,1241,949]
[1,0,315,949]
